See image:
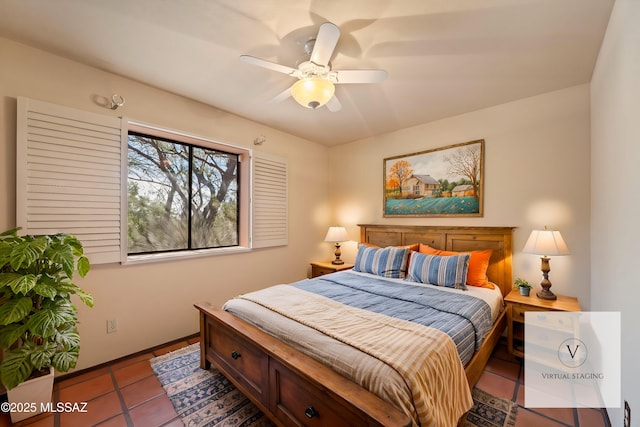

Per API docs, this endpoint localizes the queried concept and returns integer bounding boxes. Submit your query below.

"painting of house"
[403,174,442,198]
[451,184,475,197]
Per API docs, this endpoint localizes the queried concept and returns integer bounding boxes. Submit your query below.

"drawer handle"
[304,406,319,419]
[231,351,241,360]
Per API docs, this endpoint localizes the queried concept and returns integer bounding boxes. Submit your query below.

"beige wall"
[0,37,331,370]
[591,0,640,424]
[328,84,592,308]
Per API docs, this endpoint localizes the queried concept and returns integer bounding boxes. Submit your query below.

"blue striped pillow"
[353,245,410,278]
[406,252,471,289]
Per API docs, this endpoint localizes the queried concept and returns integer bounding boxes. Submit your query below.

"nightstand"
[310,261,354,278]
[505,289,580,358]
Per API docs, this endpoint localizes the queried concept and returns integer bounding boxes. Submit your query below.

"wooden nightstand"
[504,290,580,358]
[310,261,354,278]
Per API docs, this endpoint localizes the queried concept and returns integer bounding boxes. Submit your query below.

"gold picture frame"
[383,139,484,217]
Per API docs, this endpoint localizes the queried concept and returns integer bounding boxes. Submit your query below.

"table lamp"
[324,226,349,265]
[522,227,570,300]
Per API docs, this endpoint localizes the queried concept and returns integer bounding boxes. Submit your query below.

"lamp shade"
[324,226,348,243]
[522,228,570,256]
[291,77,335,109]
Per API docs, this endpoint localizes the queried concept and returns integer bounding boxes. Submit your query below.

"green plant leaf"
[0,273,38,295]
[0,297,33,325]
[9,236,48,271]
[0,228,20,237]
[46,240,75,278]
[29,342,56,371]
[52,347,79,373]
[0,347,33,390]
[0,245,13,270]
[75,289,94,308]
[63,235,84,257]
[56,327,80,349]
[26,303,75,338]
[32,282,58,299]
[77,256,90,278]
[0,323,28,348]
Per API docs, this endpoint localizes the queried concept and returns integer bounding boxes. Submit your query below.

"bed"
[195,224,514,427]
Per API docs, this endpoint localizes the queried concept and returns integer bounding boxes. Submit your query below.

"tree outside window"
[127,132,238,254]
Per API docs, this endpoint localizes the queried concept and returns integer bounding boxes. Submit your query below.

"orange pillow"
[418,244,493,289]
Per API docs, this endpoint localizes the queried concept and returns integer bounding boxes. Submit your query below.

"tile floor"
[1,337,610,427]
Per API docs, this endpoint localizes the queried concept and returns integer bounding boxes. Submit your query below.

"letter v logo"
[567,344,580,359]
[558,338,588,367]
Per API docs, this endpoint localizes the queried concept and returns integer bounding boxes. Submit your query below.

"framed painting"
[383,139,484,217]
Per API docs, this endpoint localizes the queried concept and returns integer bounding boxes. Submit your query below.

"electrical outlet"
[106,319,118,334]
[624,400,631,427]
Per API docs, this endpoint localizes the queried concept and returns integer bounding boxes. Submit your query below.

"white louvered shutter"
[251,152,288,248]
[16,97,123,264]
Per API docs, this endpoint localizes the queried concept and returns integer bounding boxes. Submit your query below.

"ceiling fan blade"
[325,95,342,112]
[310,22,340,66]
[240,55,298,76]
[268,85,293,104]
[332,69,388,84]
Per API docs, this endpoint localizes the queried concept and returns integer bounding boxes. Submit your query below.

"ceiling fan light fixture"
[291,77,335,109]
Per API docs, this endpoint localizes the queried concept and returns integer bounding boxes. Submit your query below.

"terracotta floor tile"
[113,360,154,388]
[110,353,154,372]
[94,414,129,427]
[476,371,517,401]
[516,383,524,406]
[128,394,178,427]
[11,413,54,427]
[58,373,114,403]
[530,407,576,425]
[485,357,521,381]
[120,375,165,409]
[515,408,566,427]
[59,391,122,426]
[56,367,110,390]
[491,341,516,362]
[577,408,608,427]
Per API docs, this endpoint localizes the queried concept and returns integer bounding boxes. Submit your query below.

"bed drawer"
[207,317,268,404]
[269,358,362,426]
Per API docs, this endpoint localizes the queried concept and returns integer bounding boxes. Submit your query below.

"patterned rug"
[150,343,517,427]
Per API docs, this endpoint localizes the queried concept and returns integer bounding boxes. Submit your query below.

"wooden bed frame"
[195,225,513,427]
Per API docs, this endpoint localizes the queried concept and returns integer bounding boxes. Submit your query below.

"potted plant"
[514,278,532,296]
[0,228,93,422]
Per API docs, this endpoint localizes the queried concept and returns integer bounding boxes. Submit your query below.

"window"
[17,98,288,266]
[127,132,240,254]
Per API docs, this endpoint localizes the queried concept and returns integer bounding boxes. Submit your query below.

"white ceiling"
[0,0,614,146]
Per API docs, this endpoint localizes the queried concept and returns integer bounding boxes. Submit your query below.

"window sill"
[124,246,251,265]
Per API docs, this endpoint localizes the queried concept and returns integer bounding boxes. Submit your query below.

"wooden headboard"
[359,224,514,296]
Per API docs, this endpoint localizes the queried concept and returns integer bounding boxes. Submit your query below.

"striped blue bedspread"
[291,271,492,365]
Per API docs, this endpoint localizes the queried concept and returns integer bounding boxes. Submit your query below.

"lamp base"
[331,243,344,265]
[537,288,557,300]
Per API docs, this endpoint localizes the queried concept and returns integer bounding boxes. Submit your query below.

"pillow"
[406,252,470,289]
[353,245,411,278]
[362,242,419,268]
[419,244,494,289]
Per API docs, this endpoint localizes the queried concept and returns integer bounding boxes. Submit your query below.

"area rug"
[151,343,517,427]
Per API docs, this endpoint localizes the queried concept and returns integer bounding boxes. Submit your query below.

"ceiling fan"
[240,22,387,112]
